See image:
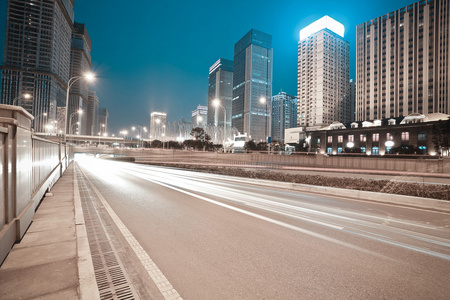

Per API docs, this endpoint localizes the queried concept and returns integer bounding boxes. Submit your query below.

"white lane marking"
[80,165,183,300]
[123,168,391,260]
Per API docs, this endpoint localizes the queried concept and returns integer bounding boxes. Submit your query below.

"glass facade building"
[0,0,75,132]
[207,58,233,128]
[232,29,273,142]
[271,90,297,143]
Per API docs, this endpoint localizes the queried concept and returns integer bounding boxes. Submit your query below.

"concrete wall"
[0,105,71,265]
[74,147,450,174]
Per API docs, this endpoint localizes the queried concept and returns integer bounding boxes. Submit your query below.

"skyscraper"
[356,0,450,121]
[207,58,233,128]
[192,104,208,127]
[98,108,108,135]
[297,16,351,128]
[150,112,167,141]
[87,90,99,136]
[69,22,92,135]
[232,29,273,142]
[0,0,74,132]
[271,90,297,143]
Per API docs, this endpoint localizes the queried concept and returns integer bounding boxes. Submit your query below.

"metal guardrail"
[0,104,72,265]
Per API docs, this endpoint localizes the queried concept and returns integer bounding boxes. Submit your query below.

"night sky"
[0,0,414,134]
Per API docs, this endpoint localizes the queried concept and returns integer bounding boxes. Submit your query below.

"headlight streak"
[80,160,450,261]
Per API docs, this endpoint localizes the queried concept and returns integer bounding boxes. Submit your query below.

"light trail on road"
[76,157,450,299]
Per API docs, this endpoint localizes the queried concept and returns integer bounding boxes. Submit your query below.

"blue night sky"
[0,0,414,134]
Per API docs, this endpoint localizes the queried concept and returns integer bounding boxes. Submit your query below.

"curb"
[221,176,450,212]
[74,166,100,300]
[135,162,450,213]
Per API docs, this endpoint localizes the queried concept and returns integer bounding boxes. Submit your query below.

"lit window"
[338,135,343,143]
[360,134,366,142]
[386,133,393,140]
[327,136,332,143]
[372,133,379,141]
[401,132,409,141]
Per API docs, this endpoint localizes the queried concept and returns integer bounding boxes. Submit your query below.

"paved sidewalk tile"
[0,165,80,300]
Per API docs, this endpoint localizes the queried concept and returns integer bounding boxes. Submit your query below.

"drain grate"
[76,166,140,300]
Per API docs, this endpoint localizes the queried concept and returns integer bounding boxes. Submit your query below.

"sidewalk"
[0,165,81,300]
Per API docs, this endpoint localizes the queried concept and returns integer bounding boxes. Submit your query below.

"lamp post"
[63,72,95,143]
[68,109,82,143]
[12,93,31,106]
[120,130,128,148]
[213,98,226,149]
[132,125,147,148]
[259,96,270,152]
[162,125,166,149]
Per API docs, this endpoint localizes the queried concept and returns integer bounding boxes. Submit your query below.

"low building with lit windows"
[286,113,450,156]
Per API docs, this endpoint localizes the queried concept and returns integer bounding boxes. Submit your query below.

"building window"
[327,147,332,154]
[401,132,409,141]
[372,147,379,155]
[418,132,427,141]
[386,146,393,154]
[327,136,332,143]
[372,133,380,142]
[337,147,343,154]
[338,135,343,143]
[348,135,354,142]
[360,134,366,142]
[360,147,366,153]
[386,133,393,140]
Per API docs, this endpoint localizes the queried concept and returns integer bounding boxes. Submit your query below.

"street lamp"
[13,93,31,106]
[213,98,226,149]
[69,109,82,143]
[120,130,128,147]
[63,72,95,143]
[259,96,270,152]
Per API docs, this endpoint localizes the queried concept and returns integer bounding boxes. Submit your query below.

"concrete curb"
[220,175,450,212]
[74,166,100,300]
[135,162,450,212]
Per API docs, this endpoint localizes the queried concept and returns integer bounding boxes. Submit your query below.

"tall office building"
[98,107,108,135]
[356,0,450,121]
[0,0,75,132]
[87,90,99,136]
[232,29,273,142]
[271,90,297,143]
[150,111,167,141]
[192,104,208,127]
[349,79,356,122]
[69,22,92,135]
[207,58,233,128]
[297,16,351,128]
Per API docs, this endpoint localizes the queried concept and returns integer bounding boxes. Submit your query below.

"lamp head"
[84,72,95,82]
[213,99,220,107]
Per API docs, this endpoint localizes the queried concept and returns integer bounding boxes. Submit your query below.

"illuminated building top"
[299,15,344,40]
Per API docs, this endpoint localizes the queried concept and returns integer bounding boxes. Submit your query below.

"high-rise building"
[150,111,167,141]
[87,90,99,136]
[297,16,351,128]
[349,79,356,122]
[207,58,233,127]
[0,0,75,132]
[271,90,297,143]
[356,0,450,121]
[192,104,208,127]
[232,29,273,142]
[98,108,108,135]
[69,22,92,135]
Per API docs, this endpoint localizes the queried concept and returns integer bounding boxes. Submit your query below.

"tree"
[244,140,257,151]
[432,118,450,156]
[151,139,162,148]
[189,127,212,151]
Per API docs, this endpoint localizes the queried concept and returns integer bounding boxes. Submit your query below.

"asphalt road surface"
[76,157,450,299]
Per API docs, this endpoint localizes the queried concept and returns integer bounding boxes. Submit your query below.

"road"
[75,157,450,299]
